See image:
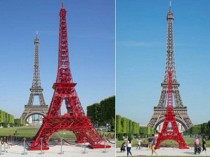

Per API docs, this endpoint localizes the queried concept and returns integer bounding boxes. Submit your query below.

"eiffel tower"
[29,2,110,150]
[21,34,48,125]
[147,1,192,132]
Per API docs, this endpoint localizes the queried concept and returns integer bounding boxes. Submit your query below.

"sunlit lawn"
[117,137,210,148]
[0,126,76,139]
[0,126,115,140]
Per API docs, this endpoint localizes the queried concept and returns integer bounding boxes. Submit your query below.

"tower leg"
[30,116,111,150]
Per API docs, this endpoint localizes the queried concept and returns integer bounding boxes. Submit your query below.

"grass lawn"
[117,137,210,148]
[0,126,38,137]
[0,126,115,140]
[0,126,76,139]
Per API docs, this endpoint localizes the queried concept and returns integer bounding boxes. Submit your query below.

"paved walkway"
[116,147,210,156]
[0,143,115,157]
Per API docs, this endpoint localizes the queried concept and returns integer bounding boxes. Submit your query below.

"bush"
[117,133,124,141]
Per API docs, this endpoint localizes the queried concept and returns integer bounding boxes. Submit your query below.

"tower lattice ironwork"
[147,1,192,132]
[155,70,189,149]
[29,3,110,150]
[21,34,48,123]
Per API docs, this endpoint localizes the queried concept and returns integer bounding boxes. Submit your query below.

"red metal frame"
[156,70,189,149]
[29,3,110,150]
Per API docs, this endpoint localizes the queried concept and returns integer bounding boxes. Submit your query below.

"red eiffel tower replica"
[155,70,189,149]
[29,3,111,150]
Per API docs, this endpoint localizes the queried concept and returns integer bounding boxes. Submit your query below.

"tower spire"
[62,0,64,8]
[57,0,71,83]
[169,0,172,11]
[164,0,176,83]
[33,33,41,88]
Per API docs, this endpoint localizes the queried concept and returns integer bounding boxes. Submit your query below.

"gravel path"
[0,143,115,157]
[116,147,209,156]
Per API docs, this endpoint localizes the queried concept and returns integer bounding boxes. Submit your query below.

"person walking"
[202,136,207,154]
[148,137,152,149]
[151,134,158,156]
[121,141,126,152]
[127,139,132,156]
[136,138,142,150]
[194,137,201,154]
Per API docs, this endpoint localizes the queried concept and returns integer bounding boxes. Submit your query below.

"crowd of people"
[119,134,208,156]
[120,134,158,156]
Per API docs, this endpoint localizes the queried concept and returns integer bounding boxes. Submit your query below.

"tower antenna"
[36,31,38,38]
[169,0,172,11]
[62,0,64,8]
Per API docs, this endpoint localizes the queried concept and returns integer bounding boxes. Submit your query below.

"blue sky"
[116,0,210,125]
[0,0,115,118]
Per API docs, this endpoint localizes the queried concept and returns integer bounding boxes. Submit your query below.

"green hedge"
[14,118,24,127]
[116,115,140,140]
[116,115,121,134]
[87,103,101,125]
[0,110,15,127]
[87,96,115,129]
[139,126,156,137]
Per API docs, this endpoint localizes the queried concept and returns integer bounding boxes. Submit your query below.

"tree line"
[139,126,156,137]
[87,96,115,130]
[184,120,210,136]
[0,110,24,127]
[116,115,156,140]
[116,115,139,140]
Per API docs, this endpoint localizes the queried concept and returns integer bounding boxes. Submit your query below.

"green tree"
[87,96,115,129]
[87,103,101,126]
[116,115,121,134]
[139,126,155,137]
[14,118,24,127]
[121,117,128,133]
[190,126,201,135]
[129,120,133,134]
[100,96,115,126]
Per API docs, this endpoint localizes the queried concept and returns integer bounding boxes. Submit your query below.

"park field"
[0,126,115,140]
[0,126,76,139]
[117,137,210,148]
